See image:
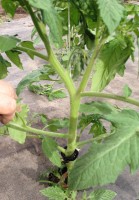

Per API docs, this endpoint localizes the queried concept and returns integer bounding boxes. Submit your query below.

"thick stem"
[66,94,81,155]
[81,92,139,107]
[7,122,68,138]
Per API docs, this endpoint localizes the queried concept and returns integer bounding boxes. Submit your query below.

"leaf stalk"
[81,92,139,107]
[7,122,68,139]
[77,132,114,148]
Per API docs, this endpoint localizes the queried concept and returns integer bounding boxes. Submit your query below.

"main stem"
[66,41,106,158]
[66,94,81,155]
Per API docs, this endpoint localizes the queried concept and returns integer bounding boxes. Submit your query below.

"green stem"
[95,12,101,46]
[57,146,66,154]
[24,0,51,55]
[48,50,76,97]
[81,92,139,107]
[67,47,81,69]
[77,132,114,148]
[24,0,76,97]
[39,180,53,184]
[26,134,41,138]
[15,46,48,61]
[66,95,80,155]
[77,125,86,142]
[68,0,71,51]
[77,38,106,95]
[7,122,68,139]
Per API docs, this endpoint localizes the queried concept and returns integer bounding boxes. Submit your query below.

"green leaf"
[0,35,20,52]
[28,83,67,101]
[48,118,69,132]
[88,189,117,200]
[0,55,11,79]
[91,37,132,92]
[40,186,67,200]
[80,101,118,115]
[1,0,18,17]
[40,114,47,125]
[28,0,63,47]
[16,70,41,95]
[97,0,124,34]
[69,109,139,190]
[8,104,29,144]
[89,121,106,137]
[6,50,23,69]
[16,65,54,95]
[42,137,61,167]
[20,41,36,59]
[123,84,132,98]
[48,90,67,101]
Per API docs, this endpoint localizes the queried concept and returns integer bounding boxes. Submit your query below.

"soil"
[0,14,139,200]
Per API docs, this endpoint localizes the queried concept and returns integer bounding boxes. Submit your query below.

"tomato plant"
[0,0,139,199]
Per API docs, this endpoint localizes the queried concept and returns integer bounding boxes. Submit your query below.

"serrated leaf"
[123,84,132,98]
[28,0,63,47]
[42,137,61,167]
[48,118,69,132]
[28,83,67,101]
[40,114,47,125]
[16,65,54,95]
[20,41,36,59]
[88,189,116,200]
[19,104,29,120]
[8,104,29,144]
[97,0,124,34]
[80,101,118,115]
[89,121,106,137]
[69,109,139,190]
[8,117,26,144]
[0,54,11,79]
[1,0,18,17]
[0,35,20,52]
[92,37,132,92]
[40,186,67,200]
[6,50,23,69]
[48,90,67,101]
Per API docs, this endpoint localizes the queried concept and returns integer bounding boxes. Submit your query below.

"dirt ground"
[0,14,139,200]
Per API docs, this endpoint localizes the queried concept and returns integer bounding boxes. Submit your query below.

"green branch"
[24,0,76,97]
[77,132,114,148]
[7,122,68,139]
[15,46,48,61]
[81,92,139,107]
[77,38,106,95]
[24,0,51,55]
[48,51,76,97]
